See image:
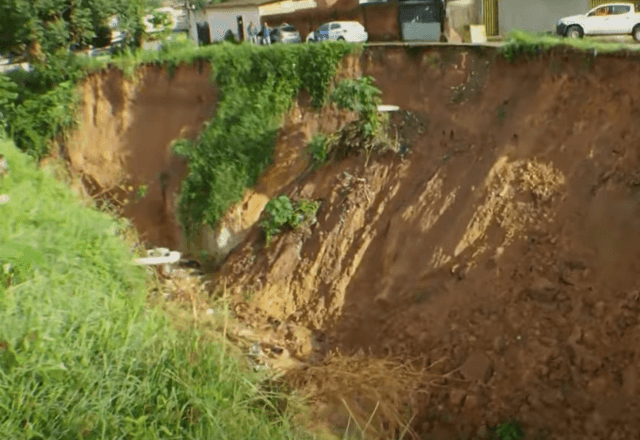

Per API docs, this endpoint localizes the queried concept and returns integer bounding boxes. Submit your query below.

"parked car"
[556,2,640,41]
[306,21,369,43]
[271,23,302,43]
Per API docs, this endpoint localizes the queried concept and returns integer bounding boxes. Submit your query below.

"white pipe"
[377,105,400,112]
[134,251,182,266]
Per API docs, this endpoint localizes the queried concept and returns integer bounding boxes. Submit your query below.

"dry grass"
[285,352,435,440]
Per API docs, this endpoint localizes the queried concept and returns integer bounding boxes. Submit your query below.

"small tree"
[0,0,154,62]
[149,10,174,41]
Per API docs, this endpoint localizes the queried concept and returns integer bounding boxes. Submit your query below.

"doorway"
[196,22,211,45]
[237,16,245,41]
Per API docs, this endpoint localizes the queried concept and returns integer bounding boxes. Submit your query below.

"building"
[259,0,443,43]
[187,0,317,44]
[483,0,634,37]
[496,0,589,35]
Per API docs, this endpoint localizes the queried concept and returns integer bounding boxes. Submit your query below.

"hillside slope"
[215,47,640,438]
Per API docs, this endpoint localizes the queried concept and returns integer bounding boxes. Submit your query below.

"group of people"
[247,21,272,45]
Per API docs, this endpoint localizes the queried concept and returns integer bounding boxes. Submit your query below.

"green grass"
[501,29,640,61]
[0,138,312,439]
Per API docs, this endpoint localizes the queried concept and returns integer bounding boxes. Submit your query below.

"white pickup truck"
[556,2,640,41]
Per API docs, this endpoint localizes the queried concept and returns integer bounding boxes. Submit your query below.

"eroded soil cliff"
[68,46,640,439]
[217,47,640,439]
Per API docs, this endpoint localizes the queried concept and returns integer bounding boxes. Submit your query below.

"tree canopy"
[0,0,162,60]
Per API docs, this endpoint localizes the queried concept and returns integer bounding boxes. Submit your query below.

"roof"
[205,0,280,9]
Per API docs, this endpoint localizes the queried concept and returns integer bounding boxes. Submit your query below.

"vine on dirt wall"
[172,42,358,239]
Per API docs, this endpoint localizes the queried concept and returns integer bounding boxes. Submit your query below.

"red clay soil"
[65,63,217,251]
[215,46,640,439]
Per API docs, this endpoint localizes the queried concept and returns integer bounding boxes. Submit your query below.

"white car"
[556,2,640,41]
[306,21,369,43]
[271,23,302,44]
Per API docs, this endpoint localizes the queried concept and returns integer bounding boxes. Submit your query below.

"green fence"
[483,0,499,36]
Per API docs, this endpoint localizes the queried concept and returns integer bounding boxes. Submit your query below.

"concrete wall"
[205,6,261,42]
[446,0,480,34]
[498,0,590,35]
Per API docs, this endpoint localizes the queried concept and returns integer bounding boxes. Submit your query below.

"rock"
[464,394,479,410]
[449,389,466,407]
[492,336,507,354]
[526,277,558,303]
[459,351,492,382]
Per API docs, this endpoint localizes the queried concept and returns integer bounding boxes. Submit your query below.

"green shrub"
[260,195,319,246]
[174,42,356,239]
[330,76,382,138]
[4,80,80,159]
[308,133,330,169]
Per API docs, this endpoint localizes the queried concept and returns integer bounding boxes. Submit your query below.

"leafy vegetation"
[260,195,319,246]
[330,76,382,138]
[308,133,331,169]
[0,138,313,439]
[501,30,640,62]
[172,41,357,239]
[0,0,161,60]
[306,75,392,170]
[488,420,525,440]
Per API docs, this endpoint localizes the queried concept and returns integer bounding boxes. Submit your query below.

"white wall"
[498,0,590,35]
[205,7,261,42]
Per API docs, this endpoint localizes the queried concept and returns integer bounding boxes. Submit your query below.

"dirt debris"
[212,47,640,439]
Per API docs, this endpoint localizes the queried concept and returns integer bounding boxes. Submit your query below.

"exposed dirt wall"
[66,45,640,438]
[215,47,640,438]
[66,63,217,251]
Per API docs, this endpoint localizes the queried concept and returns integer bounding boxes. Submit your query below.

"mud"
[67,45,640,438]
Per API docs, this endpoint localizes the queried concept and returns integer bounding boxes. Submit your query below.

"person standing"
[261,22,271,45]
[248,21,258,44]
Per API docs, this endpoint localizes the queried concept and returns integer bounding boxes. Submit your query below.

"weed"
[260,195,319,246]
[424,53,441,68]
[488,419,525,440]
[308,133,331,169]
[136,183,149,200]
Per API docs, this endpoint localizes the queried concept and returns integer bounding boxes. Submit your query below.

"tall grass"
[0,139,312,439]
